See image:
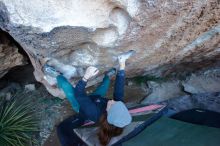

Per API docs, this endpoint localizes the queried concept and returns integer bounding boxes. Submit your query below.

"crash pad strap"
[129,104,163,114]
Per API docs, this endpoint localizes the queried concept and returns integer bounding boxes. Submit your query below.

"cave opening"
[0,29,37,89]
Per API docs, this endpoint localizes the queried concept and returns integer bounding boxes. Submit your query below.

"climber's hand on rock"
[83,66,99,82]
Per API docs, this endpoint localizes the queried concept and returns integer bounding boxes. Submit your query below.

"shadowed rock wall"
[0,30,26,78]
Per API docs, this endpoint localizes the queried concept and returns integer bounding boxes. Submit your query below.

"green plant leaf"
[0,96,38,146]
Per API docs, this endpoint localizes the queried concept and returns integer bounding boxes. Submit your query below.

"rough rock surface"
[141,81,186,104]
[0,0,219,98]
[141,68,220,104]
[165,92,220,113]
[183,69,220,94]
[0,31,26,78]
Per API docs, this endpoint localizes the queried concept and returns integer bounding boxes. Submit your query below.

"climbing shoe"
[42,64,60,77]
[118,50,136,63]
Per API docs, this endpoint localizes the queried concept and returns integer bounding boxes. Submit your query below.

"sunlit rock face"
[0,30,26,78]
[0,0,219,98]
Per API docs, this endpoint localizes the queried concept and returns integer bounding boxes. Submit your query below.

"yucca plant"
[0,96,38,146]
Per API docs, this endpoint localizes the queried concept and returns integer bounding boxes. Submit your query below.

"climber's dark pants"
[56,76,111,146]
[57,70,125,146]
[57,114,86,146]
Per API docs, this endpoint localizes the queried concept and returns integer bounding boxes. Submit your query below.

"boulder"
[141,81,186,104]
[0,0,219,98]
[25,84,36,91]
[182,69,220,94]
[165,92,220,113]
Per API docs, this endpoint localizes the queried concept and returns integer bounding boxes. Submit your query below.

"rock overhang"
[0,0,219,98]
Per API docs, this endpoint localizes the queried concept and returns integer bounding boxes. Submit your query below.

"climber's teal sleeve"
[56,75,80,113]
[90,75,110,97]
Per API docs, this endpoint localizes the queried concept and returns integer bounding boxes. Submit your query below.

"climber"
[43,50,136,146]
